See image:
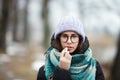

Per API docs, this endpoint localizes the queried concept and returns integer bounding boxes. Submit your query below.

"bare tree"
[12,0,29,42]
[23,0,29,42]
[41,0,51,48]
[12,0,19,41]
[0,0,10,53]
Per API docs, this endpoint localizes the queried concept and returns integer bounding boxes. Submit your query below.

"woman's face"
[60,31,79,54]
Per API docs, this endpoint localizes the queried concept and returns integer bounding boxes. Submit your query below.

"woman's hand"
[59,48,72,70]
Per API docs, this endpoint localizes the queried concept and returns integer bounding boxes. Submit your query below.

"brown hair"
[51,34,89,54]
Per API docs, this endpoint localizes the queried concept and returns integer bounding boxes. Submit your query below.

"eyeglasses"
[60,34,79,43]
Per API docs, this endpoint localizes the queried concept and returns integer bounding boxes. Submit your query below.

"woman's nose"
[67,37,72,43]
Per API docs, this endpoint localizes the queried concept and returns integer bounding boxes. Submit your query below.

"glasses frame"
[60,34,79,43]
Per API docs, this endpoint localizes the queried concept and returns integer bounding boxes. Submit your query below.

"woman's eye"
[62,35,68,38]
[72,36,77,37]
[71,35,78,38]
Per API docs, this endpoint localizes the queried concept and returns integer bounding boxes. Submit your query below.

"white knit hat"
[54,16,85,42]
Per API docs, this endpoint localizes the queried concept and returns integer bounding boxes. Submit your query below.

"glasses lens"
[60,35,68,42]
[71,35,79,43]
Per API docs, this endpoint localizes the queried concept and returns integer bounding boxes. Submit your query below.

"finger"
[60,51,64,57]
[64,47,68,53]
[65,51,72,60]
[62,47,68,53]
[60,48,67,57]
[60,50,65,57]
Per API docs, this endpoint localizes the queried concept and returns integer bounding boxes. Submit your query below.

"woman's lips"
[66,46,73,51]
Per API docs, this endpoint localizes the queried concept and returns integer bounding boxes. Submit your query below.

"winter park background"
[0,0,120,80]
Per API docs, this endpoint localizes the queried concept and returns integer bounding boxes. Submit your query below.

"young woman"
[37,16,105,80]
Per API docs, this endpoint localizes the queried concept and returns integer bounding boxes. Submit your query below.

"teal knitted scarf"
[45,47,96,80]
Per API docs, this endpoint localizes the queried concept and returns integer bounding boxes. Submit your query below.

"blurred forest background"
[0,0,120,80]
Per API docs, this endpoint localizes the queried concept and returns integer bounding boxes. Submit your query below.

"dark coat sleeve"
[37,61,105,80]
[95,61,105,80]
[37,65,46,80]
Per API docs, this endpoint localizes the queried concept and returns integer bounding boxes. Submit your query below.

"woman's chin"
[69,50,74,54]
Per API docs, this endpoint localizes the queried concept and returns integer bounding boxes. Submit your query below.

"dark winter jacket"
[37,61,105,80]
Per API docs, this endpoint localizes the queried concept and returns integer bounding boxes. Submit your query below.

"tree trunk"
[0,0,10,53]
[111,32,120,80]
[12,0,19,41]
[23,0,29,42]
[41,0,50,48]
